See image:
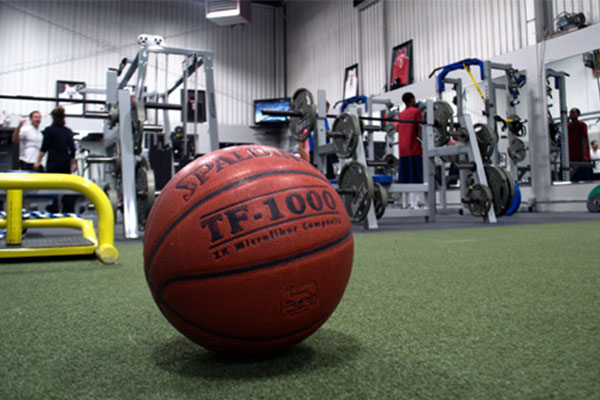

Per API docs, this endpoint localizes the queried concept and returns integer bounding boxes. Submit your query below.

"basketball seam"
[156,232,352,342]
[159,231,352,287]
[145,169,332,278]
[161,298,337,343]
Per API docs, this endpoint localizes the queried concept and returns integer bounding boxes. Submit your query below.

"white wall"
[285,0,600,103]
[286,1,359,104]
[0,0,284,141]
[286,0,532,102]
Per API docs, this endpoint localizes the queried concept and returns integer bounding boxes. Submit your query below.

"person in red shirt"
[393,92,423,208]
[567,107,592,181]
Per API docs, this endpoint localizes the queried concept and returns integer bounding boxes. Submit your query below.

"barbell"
[335,160,396,222]
[0,94,183,111]
[262,88,427,142]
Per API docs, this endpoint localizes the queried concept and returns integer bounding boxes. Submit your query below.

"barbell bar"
[0,94,183,110]
[262,108,427,125]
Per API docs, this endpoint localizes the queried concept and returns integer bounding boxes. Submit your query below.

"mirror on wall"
[546,50,600,184]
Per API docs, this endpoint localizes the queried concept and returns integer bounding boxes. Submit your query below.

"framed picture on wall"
[389,40,413,90]
[56,80,86,116]
[343,64,359,100]
[181,89,206,123]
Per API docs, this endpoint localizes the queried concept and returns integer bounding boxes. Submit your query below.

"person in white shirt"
[591,140,600,180]
[12,110,43,171]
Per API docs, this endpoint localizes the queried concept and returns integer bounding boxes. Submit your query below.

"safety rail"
[0,173,118,264]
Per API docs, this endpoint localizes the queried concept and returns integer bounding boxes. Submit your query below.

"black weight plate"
[383,154,399,176]
[332,113,361,158]
[497,166,516,213]
[291,87,313,107]
[507,114,526,137]
[432,101,453,147]
[484,165,511,217]
[508,138,527,163]
[136,158,156,230]
[338,161,374,222]
[465,173,476,188]
[587,194,600,213]
[464,183,492,217]
[451,126,469,143]
[373,182,388,219]
[474,123,498,163]
[289,88,317,141]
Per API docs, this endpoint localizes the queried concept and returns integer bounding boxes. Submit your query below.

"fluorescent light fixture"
[206,8,240,19]
[205,0,250,26]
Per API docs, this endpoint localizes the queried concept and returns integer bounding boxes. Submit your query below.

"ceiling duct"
[206,0,251,26]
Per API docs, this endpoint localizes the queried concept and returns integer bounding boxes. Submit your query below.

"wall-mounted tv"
[253,97,291,125]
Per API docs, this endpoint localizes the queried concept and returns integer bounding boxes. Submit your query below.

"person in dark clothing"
[567,107,592,181]
[34,106,78,213]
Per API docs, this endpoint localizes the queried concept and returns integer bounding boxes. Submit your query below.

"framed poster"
[343,64,359,100]
[56,80,86,116]
[181,89,206,123]
[389,40,413,90]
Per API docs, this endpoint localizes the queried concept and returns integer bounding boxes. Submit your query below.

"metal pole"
[557,75,569,181]
[154,52,159,125]
[203,53,219,152]
[182,57,188,159]
[194,55,198,154]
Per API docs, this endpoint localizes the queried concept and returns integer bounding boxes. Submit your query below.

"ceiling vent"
[206,0,251,26]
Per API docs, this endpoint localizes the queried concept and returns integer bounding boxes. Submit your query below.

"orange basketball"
[143,145,354,355]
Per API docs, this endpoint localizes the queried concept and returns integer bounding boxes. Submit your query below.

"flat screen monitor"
[253,98,291,125]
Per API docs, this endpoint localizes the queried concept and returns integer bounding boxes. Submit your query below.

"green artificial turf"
[1,221,599,399]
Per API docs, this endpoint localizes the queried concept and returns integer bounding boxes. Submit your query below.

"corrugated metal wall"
[385,0,530,84]
[286,1,359,103]
[359,1,386,96]
[552,0,600,25]
[0,1,283,125]
[286,0,536,100]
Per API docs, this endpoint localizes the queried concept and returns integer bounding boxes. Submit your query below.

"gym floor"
[1,213,599,399]
[351,210,600,233]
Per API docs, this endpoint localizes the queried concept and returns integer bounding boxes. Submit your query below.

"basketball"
[143,145,354,355]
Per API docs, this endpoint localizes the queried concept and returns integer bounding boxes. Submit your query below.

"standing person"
[591,140,600,180]
[34,106,78,213]
[12,110,43,171]
[393,92,423,209]
[567,108,592,181]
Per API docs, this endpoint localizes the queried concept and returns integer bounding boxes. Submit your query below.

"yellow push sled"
[0,173,118,264]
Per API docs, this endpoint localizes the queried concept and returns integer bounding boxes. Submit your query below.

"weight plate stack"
[497,166,516,212]
[338,161,375,222]
[484,165,511,217]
